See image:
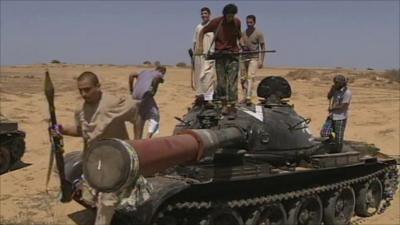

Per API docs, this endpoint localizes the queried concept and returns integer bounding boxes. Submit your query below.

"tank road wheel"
[154,215,178,225]
[152,211,180,225]
[204,207,244,225]
[246,203,287,225]
[323,187,355,225]
[287,195,323,225]
[355,178,383,217]
[0,146,11,174]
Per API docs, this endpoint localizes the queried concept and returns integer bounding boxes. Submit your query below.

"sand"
[0,64,398,225]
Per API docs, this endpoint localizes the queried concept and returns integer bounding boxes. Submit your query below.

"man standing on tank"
[192,7,216,107]
[240,15,266,105]
[327,74,352,153]
[196,3,243,117]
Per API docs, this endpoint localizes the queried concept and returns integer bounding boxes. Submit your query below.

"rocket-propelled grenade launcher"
[44,70,72,202]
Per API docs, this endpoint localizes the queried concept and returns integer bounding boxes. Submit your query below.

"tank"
[63,76,398,225]
[0,114,26,174]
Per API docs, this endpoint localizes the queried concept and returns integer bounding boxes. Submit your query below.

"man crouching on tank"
[51,71,152,225]
[326,74,352,153]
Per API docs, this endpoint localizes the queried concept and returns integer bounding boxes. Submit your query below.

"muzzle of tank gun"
[82,127,244,193]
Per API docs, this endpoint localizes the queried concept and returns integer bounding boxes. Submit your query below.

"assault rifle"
[195,50,277,60]
[188,48,195,90]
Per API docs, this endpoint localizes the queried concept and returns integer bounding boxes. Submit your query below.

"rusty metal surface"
[128,127,244,177]
[130,134,200,176]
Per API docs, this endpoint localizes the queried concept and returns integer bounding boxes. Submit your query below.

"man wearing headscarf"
[327,74,352,153]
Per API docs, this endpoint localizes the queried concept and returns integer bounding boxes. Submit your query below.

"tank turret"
[174,76,319,166]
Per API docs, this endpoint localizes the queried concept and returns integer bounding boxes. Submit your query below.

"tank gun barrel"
[83,127,244,193]
[132,127,243,176]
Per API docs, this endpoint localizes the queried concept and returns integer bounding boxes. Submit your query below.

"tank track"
[153,165,399,225]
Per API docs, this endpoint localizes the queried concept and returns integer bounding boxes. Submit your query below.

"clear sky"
[1,0,399,69]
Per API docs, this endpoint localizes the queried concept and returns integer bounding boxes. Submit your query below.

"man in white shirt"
[192,7,216,107]
[327,74,352,153]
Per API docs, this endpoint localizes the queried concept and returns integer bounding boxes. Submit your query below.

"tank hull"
[114,154,397,225]
[65,142,398,225]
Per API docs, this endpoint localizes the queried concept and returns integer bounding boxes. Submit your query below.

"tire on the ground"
[0,146,11,174]
[10,136,25,162]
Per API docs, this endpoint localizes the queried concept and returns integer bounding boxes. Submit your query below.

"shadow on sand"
[68,209,96,225]
[0,160,32,175]
[10,160,31,171]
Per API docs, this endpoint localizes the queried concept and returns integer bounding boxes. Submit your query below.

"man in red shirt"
[196,4,242,116]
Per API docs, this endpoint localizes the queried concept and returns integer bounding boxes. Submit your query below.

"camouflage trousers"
[215,56,239,104]
[77,176,152,225]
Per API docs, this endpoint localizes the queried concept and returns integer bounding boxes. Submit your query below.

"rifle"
[188,48,195,90]
[44,70,72,202]
[195,50,277,60]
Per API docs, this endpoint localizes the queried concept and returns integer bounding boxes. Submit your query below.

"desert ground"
[0,64,399,225]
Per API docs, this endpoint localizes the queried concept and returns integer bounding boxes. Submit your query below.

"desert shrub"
[143,61,152,65]
[286,69,320,80]
[381,69,400,82]
[154,61,161,67]
[51,59,61,64]
[176,62,187,68]
[346,76,355,83]
[353,69,399,85]
[362,71,380,78]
